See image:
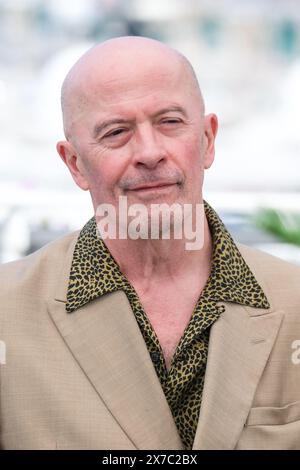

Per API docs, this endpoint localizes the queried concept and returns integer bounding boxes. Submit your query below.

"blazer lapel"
[46,238,182,450]
[193,301,284,450]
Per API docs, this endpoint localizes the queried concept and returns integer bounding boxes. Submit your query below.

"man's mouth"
[127,181,180,192]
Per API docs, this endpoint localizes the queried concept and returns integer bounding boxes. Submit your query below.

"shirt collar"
[65,200,269,313]
[202,201,269,308]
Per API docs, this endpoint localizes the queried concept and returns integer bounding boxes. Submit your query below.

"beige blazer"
[0,229,300,450]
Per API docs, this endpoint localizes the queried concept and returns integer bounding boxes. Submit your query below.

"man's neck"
[103,214,213,293]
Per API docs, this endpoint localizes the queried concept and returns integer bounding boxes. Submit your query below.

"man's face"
[59,58,217,214]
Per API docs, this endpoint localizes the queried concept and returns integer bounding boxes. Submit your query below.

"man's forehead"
[67,63,194,127]
[87,68,187,104]
[75,57,185,100]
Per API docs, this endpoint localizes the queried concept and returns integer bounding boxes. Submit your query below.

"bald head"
[61,36,204,140]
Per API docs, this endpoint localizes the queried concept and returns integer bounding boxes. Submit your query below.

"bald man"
[1,37,300,451]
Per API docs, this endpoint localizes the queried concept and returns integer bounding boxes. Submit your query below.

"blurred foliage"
[254,208,300,246]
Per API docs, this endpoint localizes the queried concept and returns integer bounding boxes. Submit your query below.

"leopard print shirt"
[65,200,269,449]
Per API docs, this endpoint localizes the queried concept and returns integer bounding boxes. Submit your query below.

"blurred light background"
[0,0,300,263]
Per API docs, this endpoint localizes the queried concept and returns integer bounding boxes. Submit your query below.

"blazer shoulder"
[237,242,300,276]
[0,229,80,294]
[237,242,300,308]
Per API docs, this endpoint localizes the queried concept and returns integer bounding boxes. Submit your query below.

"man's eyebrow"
[93,118,131,139]
[153,106,188,118]
[92,106,187,139]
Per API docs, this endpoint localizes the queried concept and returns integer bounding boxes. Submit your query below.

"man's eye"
[104,128,126,138]
[161,118,182,124]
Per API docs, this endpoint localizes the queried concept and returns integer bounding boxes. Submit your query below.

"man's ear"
[203,113,218,170]
[56,140,89,191]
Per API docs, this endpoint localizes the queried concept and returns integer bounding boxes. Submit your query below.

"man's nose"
[132,125,167,169]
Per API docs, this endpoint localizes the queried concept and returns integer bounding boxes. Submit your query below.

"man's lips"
[127,182,179,191]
